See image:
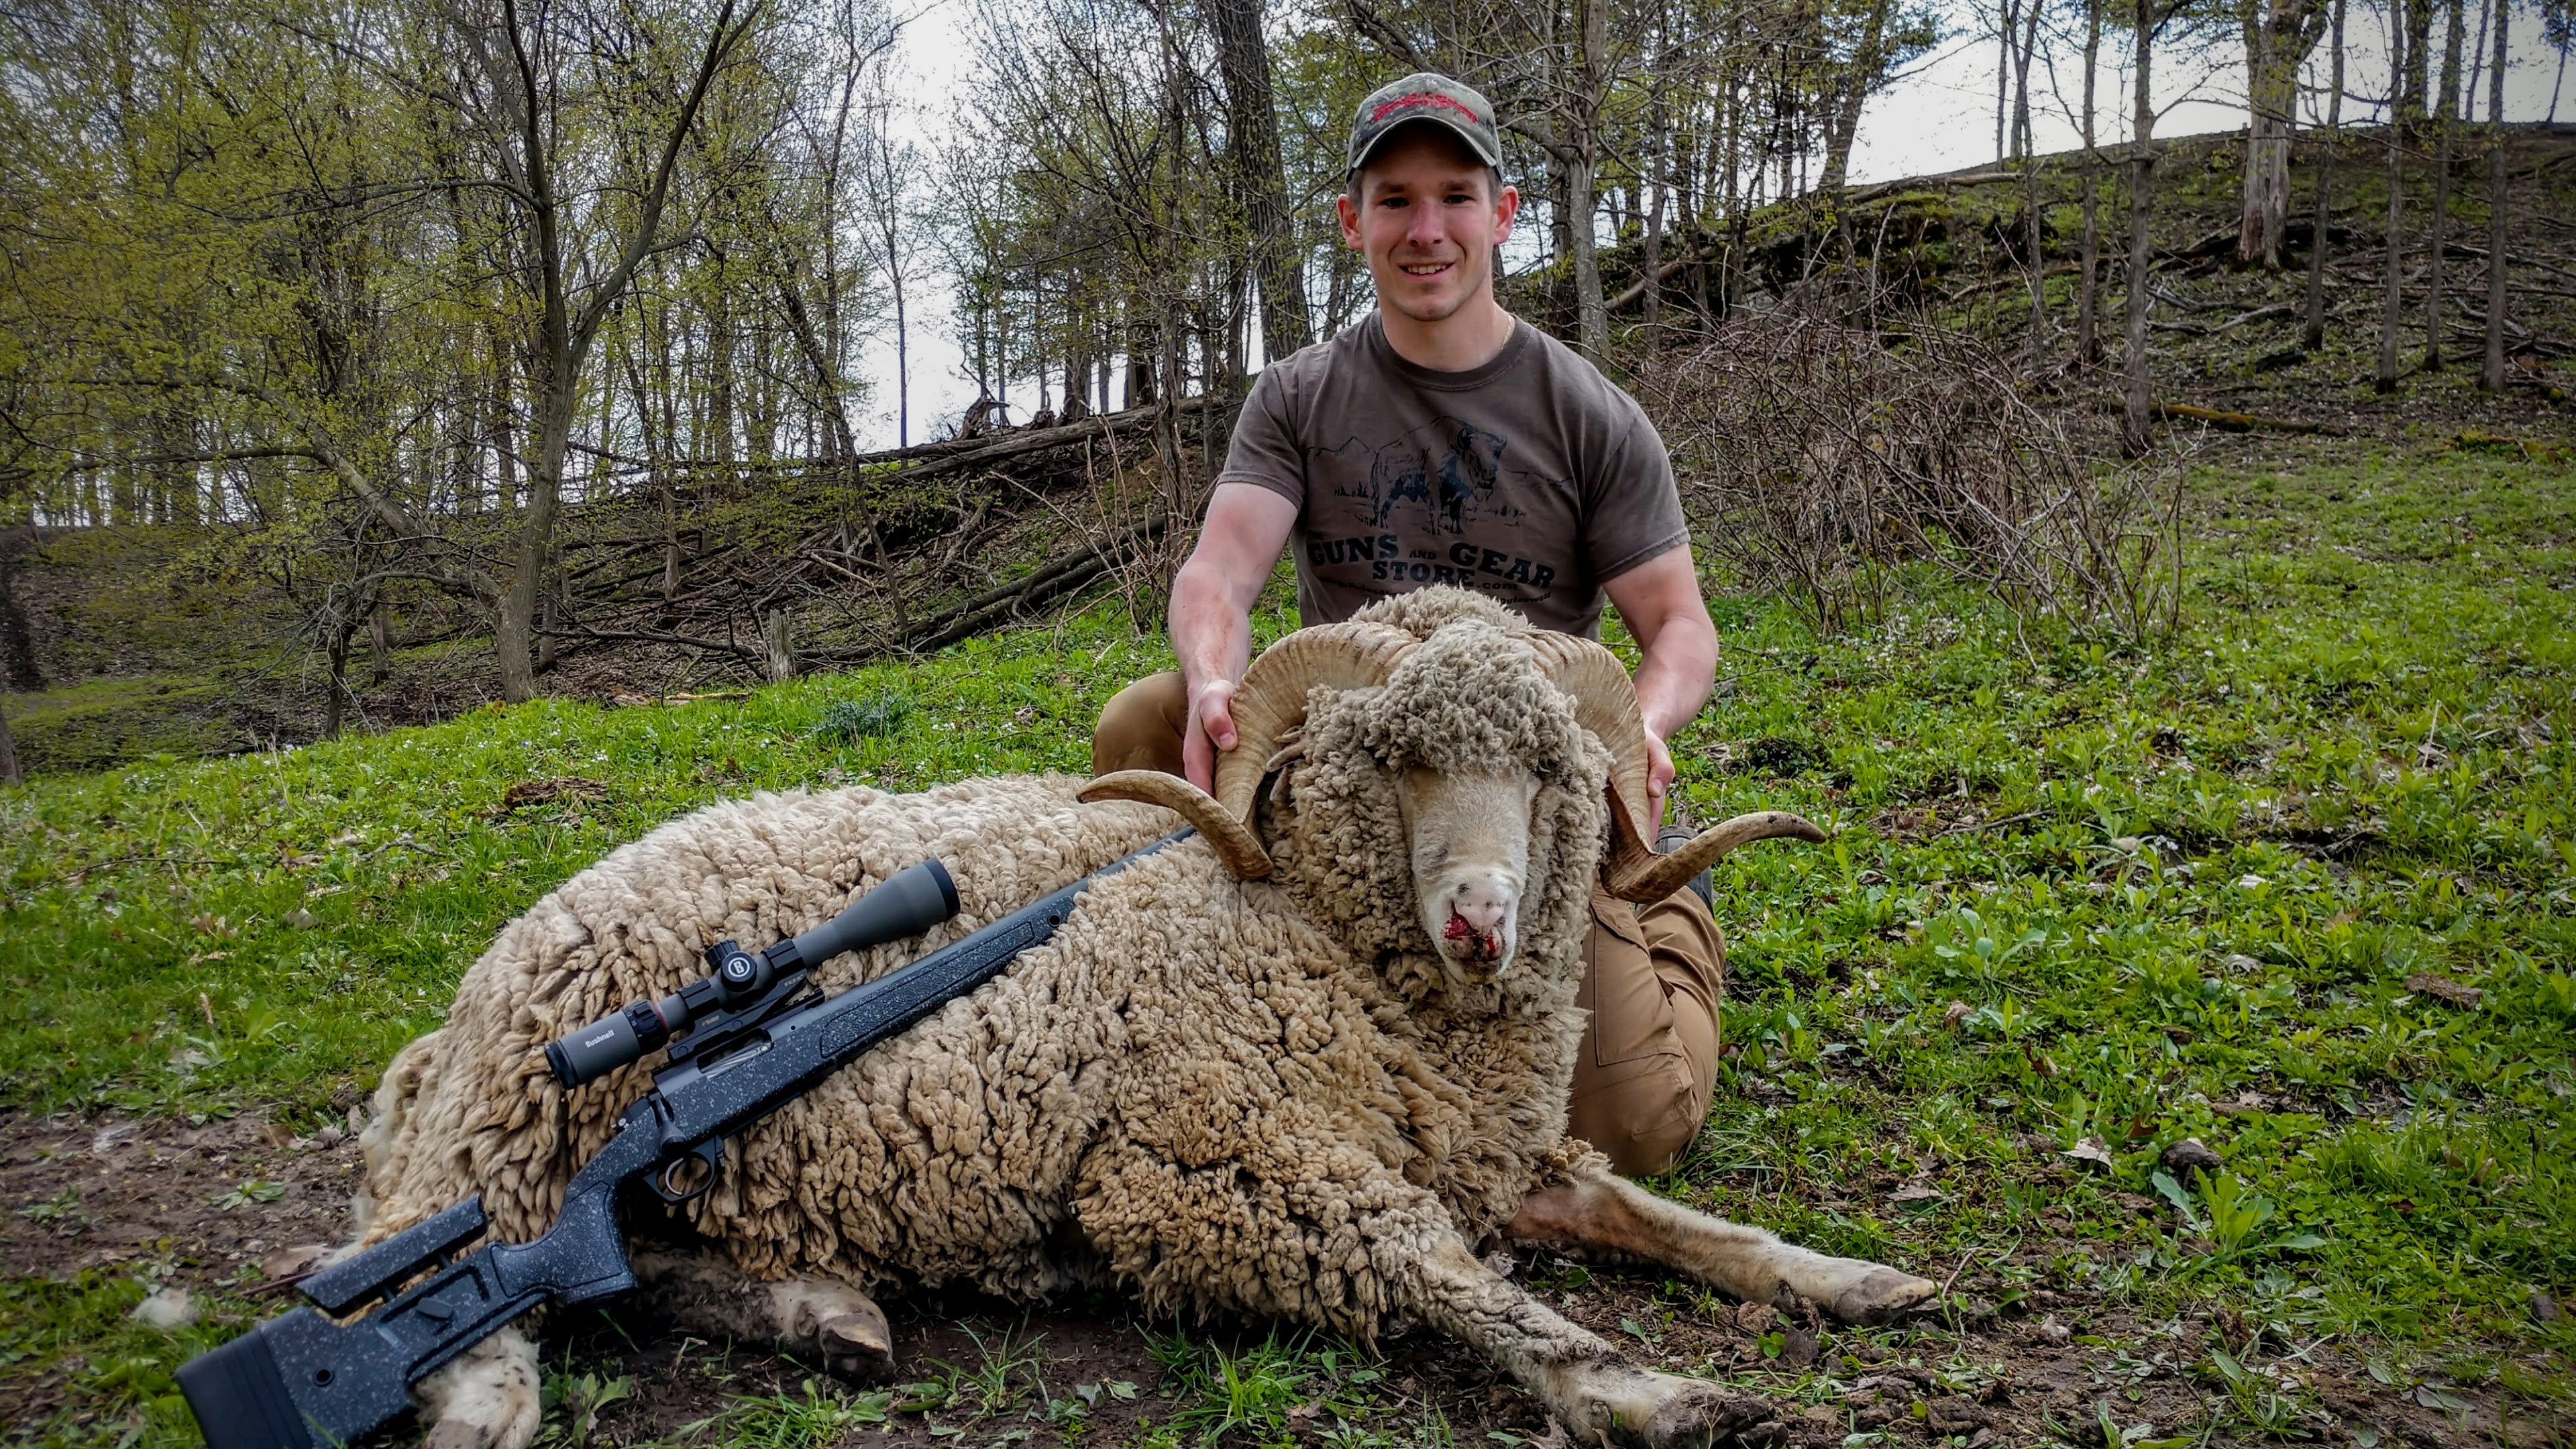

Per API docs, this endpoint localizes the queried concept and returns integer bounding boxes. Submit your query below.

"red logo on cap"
[1371,92,1483,125]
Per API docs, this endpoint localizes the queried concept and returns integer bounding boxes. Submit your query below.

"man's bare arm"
[1169,483,1300,790]
[1602,547,1719,813]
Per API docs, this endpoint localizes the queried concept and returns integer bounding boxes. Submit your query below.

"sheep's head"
[1081,587,1825,996]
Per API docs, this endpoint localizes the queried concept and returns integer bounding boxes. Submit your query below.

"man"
[1088,73,1723,1177]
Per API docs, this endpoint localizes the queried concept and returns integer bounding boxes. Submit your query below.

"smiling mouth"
[1398,261,1454,277]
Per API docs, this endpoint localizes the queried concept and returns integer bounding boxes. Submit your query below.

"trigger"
[652,1139,722,1203]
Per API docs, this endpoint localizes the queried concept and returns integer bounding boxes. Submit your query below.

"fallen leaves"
[498,777,610,814]
[2403,973,2483,1008]
[2063,1137,2116,1172]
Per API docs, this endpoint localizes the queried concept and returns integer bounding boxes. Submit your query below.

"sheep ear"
[1078,771,1274,879]
[1603,811,1827,903]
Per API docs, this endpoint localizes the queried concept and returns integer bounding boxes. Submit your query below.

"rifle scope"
[544,858,959,1089]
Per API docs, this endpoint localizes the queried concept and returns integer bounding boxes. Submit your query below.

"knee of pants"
[1613,1108,1703,1179]
[1568,1057,1703,1178]
[1091,671,1189,777]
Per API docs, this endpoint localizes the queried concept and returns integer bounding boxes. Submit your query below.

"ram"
[355,588,1935,1449]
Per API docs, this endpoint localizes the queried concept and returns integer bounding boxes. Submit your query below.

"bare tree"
[2121,0,2178,453]
[858,108,923,445]
[2377,1,2408,392]
[2239,0,2333,266]
[2422,0,2465,368]
[1206,0,1310,360]
[2301,0,2347,348]
[447,0,768,701]
[2479,0,2511,388]
[2076,0,2107,362]
[1820,0,1897,191]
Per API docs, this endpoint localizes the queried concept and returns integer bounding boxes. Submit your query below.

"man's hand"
[1183,678,1239,792]
[1642,729,1676,824]
[1603,548,1719,829]
[1169,484,1299,792]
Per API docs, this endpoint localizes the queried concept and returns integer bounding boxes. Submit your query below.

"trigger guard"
[651,1139,722,1203]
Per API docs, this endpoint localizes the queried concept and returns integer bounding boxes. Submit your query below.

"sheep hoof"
[1827,1266,1940,1325]
[416,1327,541,1449]
[816,1306,896,1383]
[1625,1373,1768,1448]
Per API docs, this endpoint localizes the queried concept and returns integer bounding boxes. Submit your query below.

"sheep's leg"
[632,1250,896,1382]
[415,1324,542,1449]
[1506,1159,1936,1324]
[1401,1234,1774,1448]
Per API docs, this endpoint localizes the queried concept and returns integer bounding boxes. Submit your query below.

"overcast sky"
[845,3,2571,450]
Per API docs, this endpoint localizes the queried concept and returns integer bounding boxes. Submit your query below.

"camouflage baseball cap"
[1346,72,1503,178]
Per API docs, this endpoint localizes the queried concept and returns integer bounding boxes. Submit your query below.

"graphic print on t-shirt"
[1299,413,1568,612]
[1337,416,1529,535]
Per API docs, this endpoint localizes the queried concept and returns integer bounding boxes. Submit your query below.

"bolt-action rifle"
[176,833,1185,1449]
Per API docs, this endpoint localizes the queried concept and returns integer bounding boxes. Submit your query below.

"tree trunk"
[1207,0,1308,360]
[1820,0,1892,191]
[1996,0,2019,161]
[2302,0,2347,349]
[2424,0,2465,368]
[1642,141,1667,327]
[2014,0,2041,158]
[534,583,557,675]
[0,696,19,786]
[2121,0,2159,455]
[892,267,910,446]
[488,348,519,517]
[324,615,353,739]
[369,598,393,678]
[1568,0,1610,356]
[2017,0,2045,354]
[2377,40,2408,391]
[2479,0,2510,390]
[2465,0,2489,117]
[496,360,570,703]
[2076,0,2104,362]
[0,550,41,690]
[762,608,796,682]
[2239,0,2311,267]
[2402,0,2434,117]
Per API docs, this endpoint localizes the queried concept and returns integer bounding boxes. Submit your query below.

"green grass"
[3,440,2572,1444]
[3,673,237,775]
[0,587,1301,1124]
[1656,443,2574,1392]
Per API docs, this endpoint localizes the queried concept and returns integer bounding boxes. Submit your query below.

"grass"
[1,673,238,775]
[1655,441,2573,1395]
[3,438,2572,1444]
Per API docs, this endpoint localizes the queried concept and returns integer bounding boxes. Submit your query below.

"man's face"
[1336,127,1519,327]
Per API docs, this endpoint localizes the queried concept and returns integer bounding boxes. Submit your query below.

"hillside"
[2,431,2571,1446]
[6,125,2573,782]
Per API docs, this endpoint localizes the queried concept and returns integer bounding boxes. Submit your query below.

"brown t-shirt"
[1218,313,1688,637]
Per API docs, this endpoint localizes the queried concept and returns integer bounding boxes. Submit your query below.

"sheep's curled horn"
[1079,619,1827,899]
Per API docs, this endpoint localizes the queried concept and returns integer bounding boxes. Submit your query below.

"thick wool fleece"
[360,591,1619,1339]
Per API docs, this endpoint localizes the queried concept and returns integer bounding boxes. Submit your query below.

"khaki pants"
[1093,672,1726,1177]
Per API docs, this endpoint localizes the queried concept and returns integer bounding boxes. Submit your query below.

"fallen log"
[877,399,1214,485]
[2153,403,2343,435]
[539,624,762,659]
[2452,431,2571,462]
[1608,252,1709,313]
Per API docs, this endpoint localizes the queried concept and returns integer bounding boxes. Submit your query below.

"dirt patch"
[3,1110,2565,1447]
[0,1108,362,1287]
